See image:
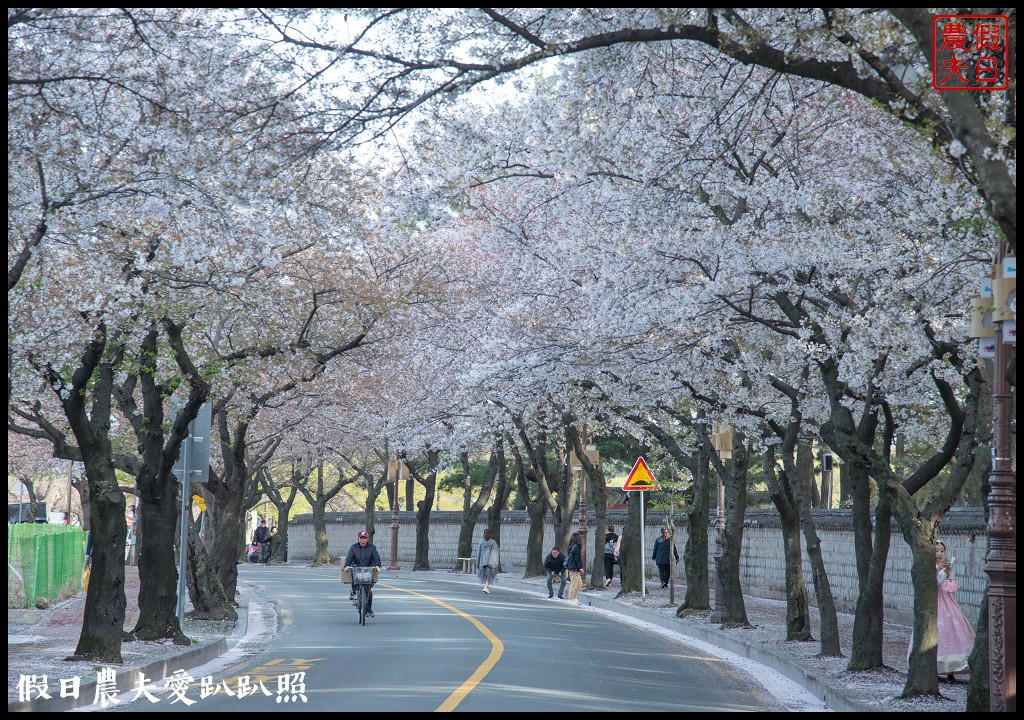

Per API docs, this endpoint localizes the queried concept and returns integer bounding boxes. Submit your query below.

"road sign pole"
[623,456,658,599]
[640,489,646,599]
[176,435,191,630]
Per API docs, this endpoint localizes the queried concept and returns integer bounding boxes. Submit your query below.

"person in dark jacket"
[603,524,619,588]
[544,546,567,599]
[652,527,680,588]
[252,519,271,563]
[344,530,382,616]
[566,532,585,603]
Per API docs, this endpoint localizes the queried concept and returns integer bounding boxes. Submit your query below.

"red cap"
[358,530,369,538]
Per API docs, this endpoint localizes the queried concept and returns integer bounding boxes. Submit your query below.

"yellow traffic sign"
[622,457,658,490]
[192,494,206,511]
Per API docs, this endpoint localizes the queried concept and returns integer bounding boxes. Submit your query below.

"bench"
[456,557,477,574]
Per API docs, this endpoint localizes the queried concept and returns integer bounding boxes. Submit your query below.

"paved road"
[109,566,782,712]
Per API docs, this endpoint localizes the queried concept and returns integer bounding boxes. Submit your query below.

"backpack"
[604,537,617,556]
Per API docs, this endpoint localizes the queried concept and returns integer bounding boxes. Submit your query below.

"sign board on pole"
[388,460,410,481]
[171,402,212,484]
[622,457,658,491]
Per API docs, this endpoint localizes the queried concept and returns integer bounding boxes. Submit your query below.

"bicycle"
[343,566,380,625]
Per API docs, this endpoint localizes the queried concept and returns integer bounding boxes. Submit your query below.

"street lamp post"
[569,426,599,583]
[388,454,402,571]
[578,426,589,576]
[987,243,1016,712]
[710,425,732,623]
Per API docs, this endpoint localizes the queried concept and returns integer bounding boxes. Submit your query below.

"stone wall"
[289,507,987,627]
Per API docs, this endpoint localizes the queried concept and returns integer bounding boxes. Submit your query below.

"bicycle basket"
[351,566,375,585]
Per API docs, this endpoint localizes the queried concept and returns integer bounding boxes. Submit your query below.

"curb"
[9,600,250,713]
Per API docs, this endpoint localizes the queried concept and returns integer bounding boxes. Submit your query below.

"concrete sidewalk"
[8,564,970,712]
[8,565,255,713]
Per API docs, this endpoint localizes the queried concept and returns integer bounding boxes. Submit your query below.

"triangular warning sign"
[622,457,658,490]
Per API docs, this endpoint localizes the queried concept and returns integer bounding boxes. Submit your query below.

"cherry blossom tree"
[8,8,368,659]
[247,8,1014,254]
[385,36,994,692]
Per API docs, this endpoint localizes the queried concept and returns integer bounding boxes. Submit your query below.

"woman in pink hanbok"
[932,541,976,679]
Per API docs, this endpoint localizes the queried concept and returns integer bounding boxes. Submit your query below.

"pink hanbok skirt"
[935,585,975,675]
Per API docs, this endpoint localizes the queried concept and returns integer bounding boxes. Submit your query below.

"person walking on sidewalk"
[544,546,567,599]
[566,532,584,603]
[652,527,679,588]
[477,528,500,593]
[603,524,619,588]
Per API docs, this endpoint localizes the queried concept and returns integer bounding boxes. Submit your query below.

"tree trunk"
[492,442,517,570]
[271,496,294,563]
[131,466,184,642]
[413,453,438,570]
[793,442,841,655]
[310,499,330,565]
[511,447,547,577]
[838,460,852,507]
[827,408,889,670]
[965,586,990,711]
[126,327,201,643]
[809,457,822,508]
[72,462,128,661]
[366,466,387,542]
[208,408,263,605]
[457,447,499,560]
[848,493,892,670]
[208,464,247,603]
[483,473,507,573]
[901,515,942,698]
[718,441,749,626]
[618,483,643,593]
[185,509,235,621]
[262,482,297,563]
[679,443,710,614]
[966,475,991,712]
[299,461,355,566]
[764,447,812,641]
[75,474,93,540]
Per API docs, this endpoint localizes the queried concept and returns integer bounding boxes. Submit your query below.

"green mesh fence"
[7,524,86,609]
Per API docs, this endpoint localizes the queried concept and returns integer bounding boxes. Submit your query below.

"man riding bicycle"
[344,530,382,617]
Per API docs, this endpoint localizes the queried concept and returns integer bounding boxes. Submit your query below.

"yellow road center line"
[247,568,502,711]
[375,582,503,712]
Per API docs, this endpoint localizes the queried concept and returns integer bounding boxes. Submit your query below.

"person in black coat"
[252,519,271,563]
[566,532,585,603]
[652,527,680,588]
[544,546,567,599]
[603,524,619,588]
